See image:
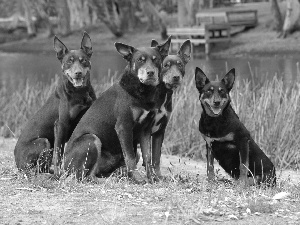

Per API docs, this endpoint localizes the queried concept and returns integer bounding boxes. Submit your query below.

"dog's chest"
[68,94,93,119]
[151,96,169,133]
[201,132,235,147]
[131,106,152,125]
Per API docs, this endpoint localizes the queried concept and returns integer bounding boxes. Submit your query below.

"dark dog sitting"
[195,67,276,186]
[62,38,171,184]
[14,32,96,175]
[134,39,192,180]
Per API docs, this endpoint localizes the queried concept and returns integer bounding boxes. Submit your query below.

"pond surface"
[0,51,299,92]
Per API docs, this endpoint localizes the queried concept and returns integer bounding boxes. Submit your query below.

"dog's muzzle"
[137,67,159,86]
[64,63,89,87]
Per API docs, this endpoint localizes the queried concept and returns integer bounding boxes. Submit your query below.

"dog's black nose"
[75,71,83,77]
[147,71,155,77]
[173,76,180,82]
[214,101,221,106]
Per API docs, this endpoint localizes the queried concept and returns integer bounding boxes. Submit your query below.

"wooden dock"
[167,24,231,55]
[167,9,257,55]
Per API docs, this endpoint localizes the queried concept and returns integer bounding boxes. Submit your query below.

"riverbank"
[0,2,299,57]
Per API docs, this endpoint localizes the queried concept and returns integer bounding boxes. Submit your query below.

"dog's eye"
[164,62,171,68]
[138,57,145,63]
[81,59,88,65]
[219,89,225,94]
[177,62,183,68]
[67,58,73,64]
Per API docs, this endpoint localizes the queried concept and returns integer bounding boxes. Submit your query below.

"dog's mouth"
[140,77,159,86]
[67,75,85,87]
[165,82,181,90]
[205,102,222,116]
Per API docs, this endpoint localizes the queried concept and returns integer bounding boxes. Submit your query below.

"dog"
[62,38,171,184]
[195,67,276,186]
[14,32,96,176]
[133,39,192,180]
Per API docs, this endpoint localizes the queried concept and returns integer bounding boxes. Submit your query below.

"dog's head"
[195,67,235,117]
[54,31,93,88]
[151,39,191,90]
[115,37,171,87]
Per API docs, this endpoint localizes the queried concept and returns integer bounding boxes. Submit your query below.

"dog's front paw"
[146,165,159,183]
[128,169,147,184]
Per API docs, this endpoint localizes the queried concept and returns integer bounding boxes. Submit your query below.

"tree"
[270,0,283,32]
[56,0,71,36]
[22,0,36,37]
[280,0,300,38]
[67,0,92,30]
[88,0,124,37]
[31,0,55,37]
[140,1,168,39]
[177,0,201,27]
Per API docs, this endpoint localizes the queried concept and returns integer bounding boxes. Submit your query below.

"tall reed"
[1,72,299,169]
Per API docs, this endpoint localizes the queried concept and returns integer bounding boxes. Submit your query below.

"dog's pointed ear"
[156,36,171,59]
[151,39,159,47]
[195,67,209,92]
[81,31,92,58]
[54,36,68,61]
[115,42,136,61]
[221,68,235,91]
[178,40,191,64]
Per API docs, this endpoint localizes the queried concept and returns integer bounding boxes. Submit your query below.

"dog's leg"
[238,138,250,186]
[140,129,157,183]
[206,142,215,181]
[86,134,102,183]
[152,131,165,180]
[115,117,146,184]
[53,119,69,177]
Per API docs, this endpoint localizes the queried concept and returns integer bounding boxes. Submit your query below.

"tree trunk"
[177,0,187,27]
[140,1,168,39]
[56,0,71,36]
[67,0,92,30]
[31,0,54,37]
[185,0,200,26]
[88,0,123,37]
[22,0,36,37]
[281,0,300,38]
[270,0,283,31]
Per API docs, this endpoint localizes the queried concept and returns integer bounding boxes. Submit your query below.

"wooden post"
[205,25,210,54]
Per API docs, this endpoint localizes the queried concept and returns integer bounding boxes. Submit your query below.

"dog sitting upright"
[62,38,171,184]
[195,67,276,186]
[14,32,96,175]
[137,39,191,180]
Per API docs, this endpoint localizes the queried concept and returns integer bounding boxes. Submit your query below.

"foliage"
[1,72,300,169]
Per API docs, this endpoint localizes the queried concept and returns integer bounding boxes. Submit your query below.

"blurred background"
[0,0,298,89]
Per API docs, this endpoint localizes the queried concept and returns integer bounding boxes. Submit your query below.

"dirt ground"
[1,138,300,225]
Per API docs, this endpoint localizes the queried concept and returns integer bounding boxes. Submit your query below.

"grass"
[0,138,300,224]
[1,69,300,170]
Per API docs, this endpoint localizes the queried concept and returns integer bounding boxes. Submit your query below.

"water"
[0,51,299,92]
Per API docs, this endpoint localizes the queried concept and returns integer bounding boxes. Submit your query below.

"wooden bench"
[226,10,258,27]
[167,24,231,55]
[196,10,258,28]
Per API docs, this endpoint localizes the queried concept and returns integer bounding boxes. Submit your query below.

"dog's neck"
[200,102,237,137]
[119,69,158,109]
[157,83,173,110]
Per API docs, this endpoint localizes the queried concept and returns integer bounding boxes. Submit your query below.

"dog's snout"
[214,101,221,106]
[75,71,83,77]
[173,76,180,82]
[147,71,155,77]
